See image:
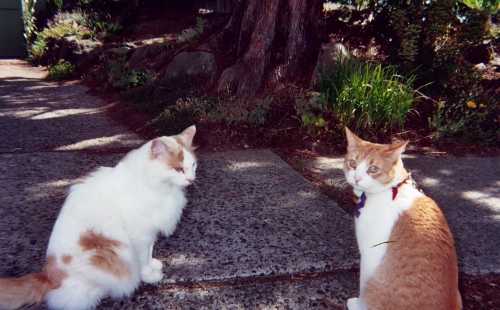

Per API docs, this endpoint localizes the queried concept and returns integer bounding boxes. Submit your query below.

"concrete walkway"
[0,60,499,309]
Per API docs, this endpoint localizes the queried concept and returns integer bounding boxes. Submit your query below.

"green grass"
[320,54,417,136]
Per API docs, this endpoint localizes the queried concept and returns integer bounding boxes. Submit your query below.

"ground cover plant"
[44,59,75,81]
[83,54,155,91]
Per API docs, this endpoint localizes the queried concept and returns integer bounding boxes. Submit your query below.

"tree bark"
[214,0,325,100]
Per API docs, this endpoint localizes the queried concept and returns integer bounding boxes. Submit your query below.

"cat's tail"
[0,273,53,309]
[0,256,64,310]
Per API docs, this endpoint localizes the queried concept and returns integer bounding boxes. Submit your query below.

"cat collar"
[354,192,367,218]
[355,174,415,218]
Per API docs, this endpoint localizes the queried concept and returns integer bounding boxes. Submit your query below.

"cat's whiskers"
[190,181,203,196]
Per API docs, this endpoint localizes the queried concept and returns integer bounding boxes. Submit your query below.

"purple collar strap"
[355,174,414,218]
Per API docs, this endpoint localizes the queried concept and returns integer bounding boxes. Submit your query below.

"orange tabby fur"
[344,128,461,310]
[363,196,462,309]
[0,256,66,309]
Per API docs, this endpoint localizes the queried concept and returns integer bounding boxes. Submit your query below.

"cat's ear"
[177,125,196,146]
[385,140,409,163]
[345,127,363,152]
[150,139,174,161]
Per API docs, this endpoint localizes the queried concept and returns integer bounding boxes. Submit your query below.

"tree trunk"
[213,0,325,100]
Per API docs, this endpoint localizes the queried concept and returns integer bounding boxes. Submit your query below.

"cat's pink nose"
[354,176,362,184]
[187,179,194,184]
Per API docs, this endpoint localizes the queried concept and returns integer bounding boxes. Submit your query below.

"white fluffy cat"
[0,125,197,310]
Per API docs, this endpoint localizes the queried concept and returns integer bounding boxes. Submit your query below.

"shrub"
[148,92,272,133]
[84,17,123,42]
[45,60,76,81]
[382,0,494,92]
[76,0,142,41]
[429,89,500,145]
[28,11,92,65]
[148,98,202,136]
[29,21,76,65]
[177,18,208,43]
[120,76,207,134]
[27,6,127,65]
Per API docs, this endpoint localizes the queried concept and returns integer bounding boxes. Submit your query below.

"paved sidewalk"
[0,60,499,309]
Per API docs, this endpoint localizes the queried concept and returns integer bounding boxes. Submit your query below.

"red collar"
[391,174,415,200]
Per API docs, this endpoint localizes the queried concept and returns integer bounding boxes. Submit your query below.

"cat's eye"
[368,166,379,173]
[348,160,357,168]
[174,167,184,173]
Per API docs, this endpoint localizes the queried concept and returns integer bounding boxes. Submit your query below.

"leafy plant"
[29,22,77,65]
[28,11,92,65]
[429,93,500,145]
[202,89,273,126]
[84,54,155,91]
[53,0,64,11]
[195,18,208,38]
[45,60,75,81]
[295,92,328,133]
[177,18,208,43]
[301,115,326,133]
[23,0,38,44]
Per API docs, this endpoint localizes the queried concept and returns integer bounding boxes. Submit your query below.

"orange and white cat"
[0,126,197,310]
[343,128,461,310]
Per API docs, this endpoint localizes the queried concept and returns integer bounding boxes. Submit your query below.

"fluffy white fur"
[0,126,197,310]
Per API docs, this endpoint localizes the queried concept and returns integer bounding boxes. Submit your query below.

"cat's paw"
[140,266,163,284]
[347,297,361,310]
[150,258,163,271]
